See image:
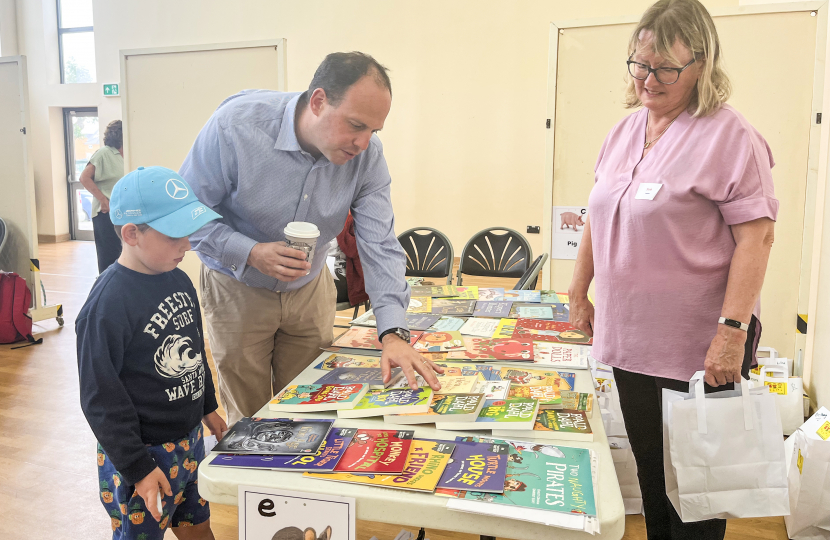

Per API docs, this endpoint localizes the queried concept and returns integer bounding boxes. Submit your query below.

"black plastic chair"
[513,253,548,291]
[397,227,454,284]
[457,227,533,285]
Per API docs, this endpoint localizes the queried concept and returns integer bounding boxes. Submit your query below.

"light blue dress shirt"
[180,90,409,333]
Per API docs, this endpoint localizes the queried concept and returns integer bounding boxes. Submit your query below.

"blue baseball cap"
[110,166,221,238]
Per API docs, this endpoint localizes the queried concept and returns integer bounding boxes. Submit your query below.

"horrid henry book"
[512,319,593,345]
[331,429,414,475]
[306,440,455,492]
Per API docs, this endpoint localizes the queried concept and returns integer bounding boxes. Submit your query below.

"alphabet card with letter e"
[239,486,355,540]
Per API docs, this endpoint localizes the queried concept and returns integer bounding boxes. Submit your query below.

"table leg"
[480,536,497,540]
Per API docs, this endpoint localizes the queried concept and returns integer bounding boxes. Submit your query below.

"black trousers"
[91,211,122,274]
[612,315,759,540]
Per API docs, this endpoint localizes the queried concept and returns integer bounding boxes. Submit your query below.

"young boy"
[77,166,228,539]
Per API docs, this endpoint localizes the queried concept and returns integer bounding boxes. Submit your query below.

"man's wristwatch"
[718,317,749,332]
[379,327,411,344]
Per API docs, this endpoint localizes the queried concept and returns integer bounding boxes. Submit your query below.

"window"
[57,0,96,84]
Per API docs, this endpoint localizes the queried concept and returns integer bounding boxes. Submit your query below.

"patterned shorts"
[97,424,210,539]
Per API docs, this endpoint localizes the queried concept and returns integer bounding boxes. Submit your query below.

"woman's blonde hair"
[625,0,731,117]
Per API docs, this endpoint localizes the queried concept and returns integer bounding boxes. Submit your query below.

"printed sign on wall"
[239,486,355,540]
[552,206,588,260]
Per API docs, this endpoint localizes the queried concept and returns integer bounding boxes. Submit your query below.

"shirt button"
[303,194,308,200]
[231,264,237,271]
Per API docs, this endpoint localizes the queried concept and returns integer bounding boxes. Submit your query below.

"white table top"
[199,353,625,540]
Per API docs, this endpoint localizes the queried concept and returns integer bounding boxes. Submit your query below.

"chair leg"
[353,305,360,319]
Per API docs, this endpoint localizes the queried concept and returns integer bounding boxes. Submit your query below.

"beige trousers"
[200,265,336,425]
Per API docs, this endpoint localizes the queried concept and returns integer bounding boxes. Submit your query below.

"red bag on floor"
[0,272,36,344]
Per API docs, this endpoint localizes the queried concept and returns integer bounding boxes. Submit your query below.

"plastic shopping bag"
[663,371,789,522]
[749,365,805,435]
[785,407,830,540]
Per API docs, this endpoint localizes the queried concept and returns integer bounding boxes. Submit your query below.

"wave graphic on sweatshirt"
[154,334,202,378]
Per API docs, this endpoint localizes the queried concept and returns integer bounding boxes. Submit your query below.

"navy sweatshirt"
[76,262,218,485]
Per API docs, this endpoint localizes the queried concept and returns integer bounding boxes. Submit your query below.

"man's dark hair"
[304,51,391,107]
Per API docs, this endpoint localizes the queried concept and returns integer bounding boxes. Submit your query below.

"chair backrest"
[513,253,548,291]
[397,227,454,283]
[457,227,533,284]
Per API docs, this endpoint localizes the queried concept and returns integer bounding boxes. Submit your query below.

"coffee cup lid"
[284,221,320,239]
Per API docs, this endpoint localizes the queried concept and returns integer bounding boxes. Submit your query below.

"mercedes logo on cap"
[114,209,122,219]
[165,178,189,200]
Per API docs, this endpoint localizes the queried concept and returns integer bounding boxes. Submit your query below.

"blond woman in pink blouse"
[568,1,777,538]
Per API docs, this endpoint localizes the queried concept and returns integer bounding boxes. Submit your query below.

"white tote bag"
[749,365,805,436]
[785,407,830,539]
[663,371,790,522]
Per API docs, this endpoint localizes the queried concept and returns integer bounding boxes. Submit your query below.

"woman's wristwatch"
[378,327,411,344]
[718,317,749,332]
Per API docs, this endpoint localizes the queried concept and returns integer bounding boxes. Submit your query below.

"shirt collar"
[275,94,304,152]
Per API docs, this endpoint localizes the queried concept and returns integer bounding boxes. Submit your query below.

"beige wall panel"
[549,11,817,359]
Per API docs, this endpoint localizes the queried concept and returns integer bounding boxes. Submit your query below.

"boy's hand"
[135,467,172,522]
[203,411,228,442]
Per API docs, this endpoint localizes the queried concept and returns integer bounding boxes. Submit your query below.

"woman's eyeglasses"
[627,55,696,85]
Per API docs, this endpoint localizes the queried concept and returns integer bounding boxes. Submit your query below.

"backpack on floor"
[0,272,39,345]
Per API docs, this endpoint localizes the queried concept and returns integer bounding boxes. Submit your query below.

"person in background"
[568,1,777,539]
[180,52,443,426]
[78,119,125,273]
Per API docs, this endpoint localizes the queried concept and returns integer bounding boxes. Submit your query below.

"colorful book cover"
[429,316,468,332]
[269,384,367,411]
[459,318,500,338]
[410,285,458,298]
[473,301,513,318]
[437,441,510,493]
[332,429,415,475]
[458,438,597,517]
[532,342,590,370]
[436,363,503,381]
[431,299,477,316]
[211,428,355,472]
[508,385,562,408]
[499,367,575,391]
[413,331,466,352]
[448,286,479,300]
[503,290,541,302]
[338,387,433,418]
[390,375,481,394]
[386,393,486,423]
[316,353,381,371]
[314,367,402,388]
[349,310,441,331]
[515,305,554,319]
[212,418,334,455]
[492,318,517,339]
[475,398,539,426]
[535,410,592,437]
[446,337,534,361]
[478,288,505,302]
[407,297,433,313]
[475,380,511,399]
[306,440,455,492]
[560,391,594,414]
[541,291,570,304]
[332,327,423,349]
[512,319,593,345]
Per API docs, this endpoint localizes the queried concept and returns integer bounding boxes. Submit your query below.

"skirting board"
[38,233,71,243]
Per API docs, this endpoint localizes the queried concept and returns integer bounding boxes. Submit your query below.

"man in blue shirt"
[180,52,443,424]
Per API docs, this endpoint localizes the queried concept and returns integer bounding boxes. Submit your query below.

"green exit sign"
[103,83,119,97]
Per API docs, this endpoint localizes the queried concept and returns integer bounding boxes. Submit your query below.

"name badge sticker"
[635,183,663,200]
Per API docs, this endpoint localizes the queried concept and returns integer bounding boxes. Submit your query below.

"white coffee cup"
[284,222,321,267]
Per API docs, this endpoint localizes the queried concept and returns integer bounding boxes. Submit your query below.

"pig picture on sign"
[560,212,584,231]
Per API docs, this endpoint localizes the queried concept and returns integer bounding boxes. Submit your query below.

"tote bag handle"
[688,370,754,434]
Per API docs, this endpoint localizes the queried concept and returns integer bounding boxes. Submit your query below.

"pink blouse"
[589,104,779,381]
